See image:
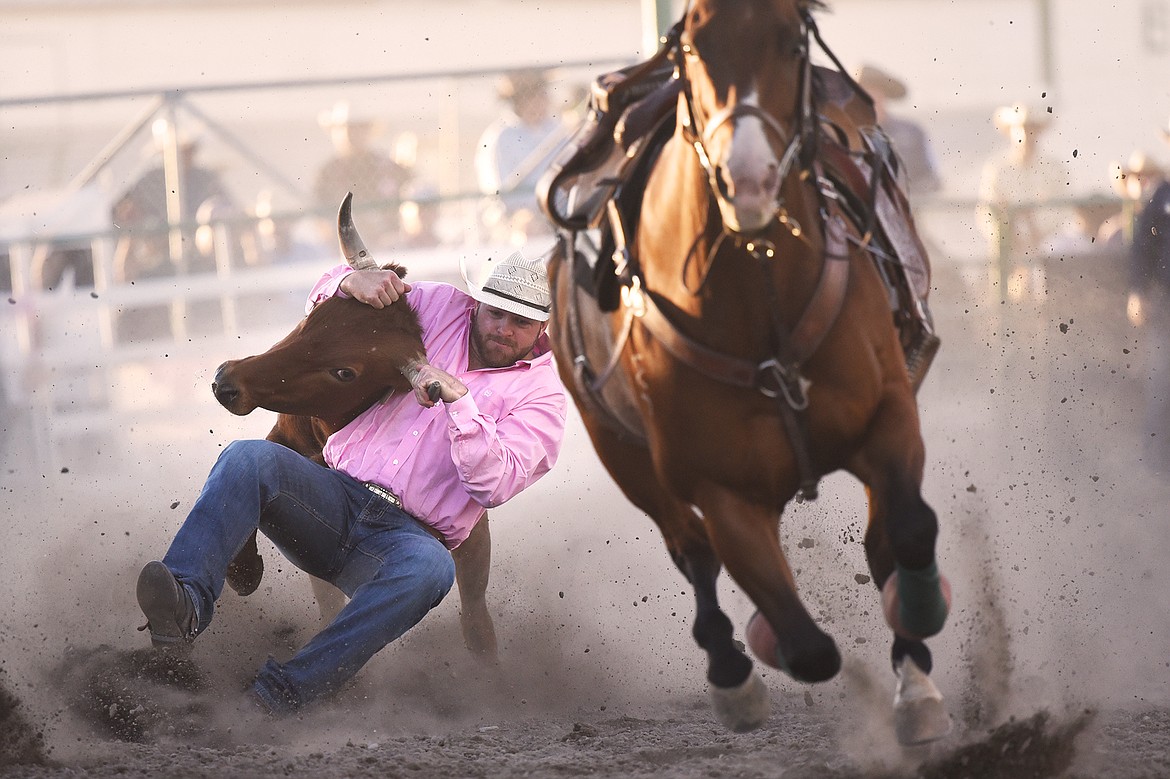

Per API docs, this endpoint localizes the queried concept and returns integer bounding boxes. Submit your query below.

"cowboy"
[976,102,1071,299]
[313,101,413,246]
[135,250,567,715]
[474,69,571,242]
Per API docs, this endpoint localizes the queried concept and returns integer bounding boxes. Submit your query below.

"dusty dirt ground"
[3,249,1170,777]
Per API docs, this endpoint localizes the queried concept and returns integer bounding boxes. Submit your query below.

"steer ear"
[337,192,379,271]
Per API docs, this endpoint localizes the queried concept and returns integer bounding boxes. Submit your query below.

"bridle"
[670,3,866,241]
[671,7,816,233]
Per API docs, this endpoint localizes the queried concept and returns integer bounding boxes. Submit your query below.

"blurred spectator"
[854,64,942,201]
[1105,151,1164,248]
[251,189,325,266]
[977,102,1071,300]
[111,122,238,284]
[313,101,413,247]
[1126,123,1170,469]
[474,69,571,244]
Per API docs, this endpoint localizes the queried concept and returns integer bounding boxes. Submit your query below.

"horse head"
[674,0,820,234]
[211,192,426,431]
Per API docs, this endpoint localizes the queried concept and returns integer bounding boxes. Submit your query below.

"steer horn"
[337,191,441,403]
[337,191,380,271]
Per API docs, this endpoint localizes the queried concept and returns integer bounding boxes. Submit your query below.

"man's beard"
[471,328,526,369]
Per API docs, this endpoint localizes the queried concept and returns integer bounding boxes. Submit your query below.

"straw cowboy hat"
[993,103,1052,133]
[853,64,907,101]
[460,250,552,322]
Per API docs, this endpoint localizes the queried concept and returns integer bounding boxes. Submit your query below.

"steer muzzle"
[212,361,253,415]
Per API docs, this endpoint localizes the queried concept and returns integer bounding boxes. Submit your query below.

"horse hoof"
[709,668,770,733]
[893,656,952,746]
[882,567,952,641]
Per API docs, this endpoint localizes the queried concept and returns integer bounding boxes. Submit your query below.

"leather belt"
[363,481,404,509]
[362,482,448,546]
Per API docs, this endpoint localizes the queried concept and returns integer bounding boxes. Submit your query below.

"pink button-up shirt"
[307,266,567,548]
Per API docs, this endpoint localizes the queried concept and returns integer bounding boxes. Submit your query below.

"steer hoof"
[226,552,264,597]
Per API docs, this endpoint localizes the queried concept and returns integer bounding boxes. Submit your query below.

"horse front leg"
[851,393,953,745]
[575,420,765,732]
[697,486,842,685]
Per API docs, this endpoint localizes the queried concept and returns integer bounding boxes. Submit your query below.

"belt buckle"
[364,481,401,508]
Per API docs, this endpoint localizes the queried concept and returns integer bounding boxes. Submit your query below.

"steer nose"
[212,362,239,407]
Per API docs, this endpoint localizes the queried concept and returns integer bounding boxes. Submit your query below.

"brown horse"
[541,0,951,743]
[212,194,498,659]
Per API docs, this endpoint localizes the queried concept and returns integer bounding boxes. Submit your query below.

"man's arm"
[444,385,568,509]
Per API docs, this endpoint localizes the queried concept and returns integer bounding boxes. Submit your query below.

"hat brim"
[459,255,550,322]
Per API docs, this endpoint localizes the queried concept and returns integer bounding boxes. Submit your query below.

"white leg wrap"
[709,668,771,733]
[893,656,953,745]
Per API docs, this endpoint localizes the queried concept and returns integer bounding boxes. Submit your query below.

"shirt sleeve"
[442,379,567,508]
[305,263,356,313]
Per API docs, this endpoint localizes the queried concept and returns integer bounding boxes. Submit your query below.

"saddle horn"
[337,192,379,271]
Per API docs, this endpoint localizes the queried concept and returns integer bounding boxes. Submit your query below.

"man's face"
[470,304,545,368]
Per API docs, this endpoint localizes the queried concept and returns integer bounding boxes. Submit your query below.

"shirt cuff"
[445,391,480,434]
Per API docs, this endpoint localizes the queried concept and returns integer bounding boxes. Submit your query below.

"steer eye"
[332,368,358,382]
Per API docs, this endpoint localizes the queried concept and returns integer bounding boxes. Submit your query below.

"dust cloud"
[2,249,1169,776]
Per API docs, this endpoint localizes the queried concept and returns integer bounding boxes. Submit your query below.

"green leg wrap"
[897,560,948,638]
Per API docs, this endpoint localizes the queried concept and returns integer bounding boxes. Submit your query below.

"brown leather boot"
[136,561,198,649]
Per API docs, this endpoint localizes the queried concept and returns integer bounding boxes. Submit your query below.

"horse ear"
[337,192,379,271]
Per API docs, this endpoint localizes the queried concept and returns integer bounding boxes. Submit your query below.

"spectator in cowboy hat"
[474,69,571,244]
[976,101,1072,299]
[313,101,413,247]
[853,63,942,200]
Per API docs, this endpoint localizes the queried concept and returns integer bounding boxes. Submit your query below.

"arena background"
[2,1,1169,777]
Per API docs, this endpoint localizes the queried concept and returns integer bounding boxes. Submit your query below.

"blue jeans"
[160,439,455,714]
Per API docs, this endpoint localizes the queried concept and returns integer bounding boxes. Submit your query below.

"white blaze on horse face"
[717,87,781,234]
